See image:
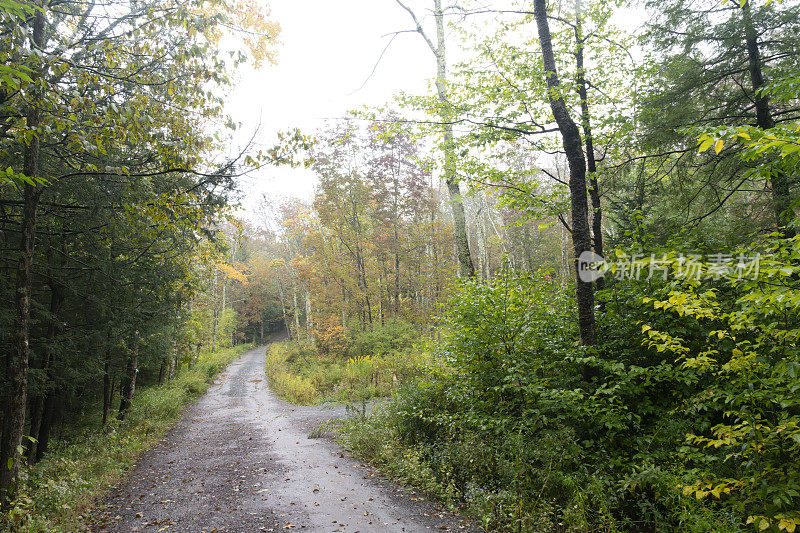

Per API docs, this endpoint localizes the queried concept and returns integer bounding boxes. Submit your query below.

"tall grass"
[264,339,430,405]
[1,343,253,532]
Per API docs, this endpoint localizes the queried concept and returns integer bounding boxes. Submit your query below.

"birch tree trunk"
[395,0,475,277]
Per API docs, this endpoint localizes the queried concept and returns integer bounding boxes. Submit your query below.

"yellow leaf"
[761,519,771,531]
[217,263,248,283]
[714,139,724,154]
[698,137,715,152]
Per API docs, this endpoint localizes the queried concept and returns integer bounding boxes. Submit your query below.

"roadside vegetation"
[3,0,800,530]
[264,319,429,405]
[0,344,252,532]
[334,240,800,531]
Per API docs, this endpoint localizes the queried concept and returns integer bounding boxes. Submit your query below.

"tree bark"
[534,0,596,345]
[305,292,312,335]
[158,360,167,385]
[27,279,64,463]
[291,283,301,338]
[102,343,112,425]
[170,340,177,379]
[741,1,794,235]
[117,337,138,421]
[0,6,45,507]
[276,275,292,340]
[35,385,56,462]
[211,270,219,351]
[574,0,604,297]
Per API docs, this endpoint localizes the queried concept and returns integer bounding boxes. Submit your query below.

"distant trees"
[309,119,451,332]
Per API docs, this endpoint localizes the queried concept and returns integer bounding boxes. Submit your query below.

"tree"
[0,1,45,505]
[394,0,476,278]
[532,0,596,345]
[638,0,800,239]
[0,0,279,503]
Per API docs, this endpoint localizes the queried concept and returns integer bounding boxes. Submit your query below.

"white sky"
[224,0,646,222]
[226,0,436,218]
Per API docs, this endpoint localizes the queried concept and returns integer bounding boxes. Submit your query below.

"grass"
[0,343,253,533]
[263,339,430,405]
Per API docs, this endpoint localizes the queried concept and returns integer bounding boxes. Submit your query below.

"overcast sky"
[225,0,437,219]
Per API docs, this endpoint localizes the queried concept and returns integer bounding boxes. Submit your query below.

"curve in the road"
[97,344,473,533]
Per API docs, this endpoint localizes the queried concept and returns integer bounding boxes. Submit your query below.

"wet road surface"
[97,343,473,532]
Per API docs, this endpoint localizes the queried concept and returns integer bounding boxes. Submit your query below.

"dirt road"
[97,344,472,532]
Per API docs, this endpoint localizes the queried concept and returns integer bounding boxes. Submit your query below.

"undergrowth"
[0,343,253,532]
[332,263,789,531]
[264,319,429,405]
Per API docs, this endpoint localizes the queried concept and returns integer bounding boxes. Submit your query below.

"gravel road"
[96,343,474,532]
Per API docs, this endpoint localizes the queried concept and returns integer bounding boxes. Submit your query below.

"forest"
[1,0,799,531]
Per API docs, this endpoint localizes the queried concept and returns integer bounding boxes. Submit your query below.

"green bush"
[348,319,419,358]
[335,268,746,531]
[337,234,800,531]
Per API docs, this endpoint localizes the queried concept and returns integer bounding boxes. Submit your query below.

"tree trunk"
[291,283,301,338]
[742,1,794,234]
[169,341,177,380]
[27,279,64,463]
[35,387,56,462]
[305,292,312,334]
[117,338,138,421]
[534,0,596,346]
[396,0,475,277]
[574,0,605,297]
[434,1,475,278]
[102,344,112,425]
[0,6,45,507]
[276,276,292,340]
[211,270,219,351]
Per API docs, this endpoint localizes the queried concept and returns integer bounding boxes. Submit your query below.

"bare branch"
[394,0,437,55]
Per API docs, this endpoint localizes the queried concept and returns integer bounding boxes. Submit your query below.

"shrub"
[349,319,419,359]
[265,330,429,405]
